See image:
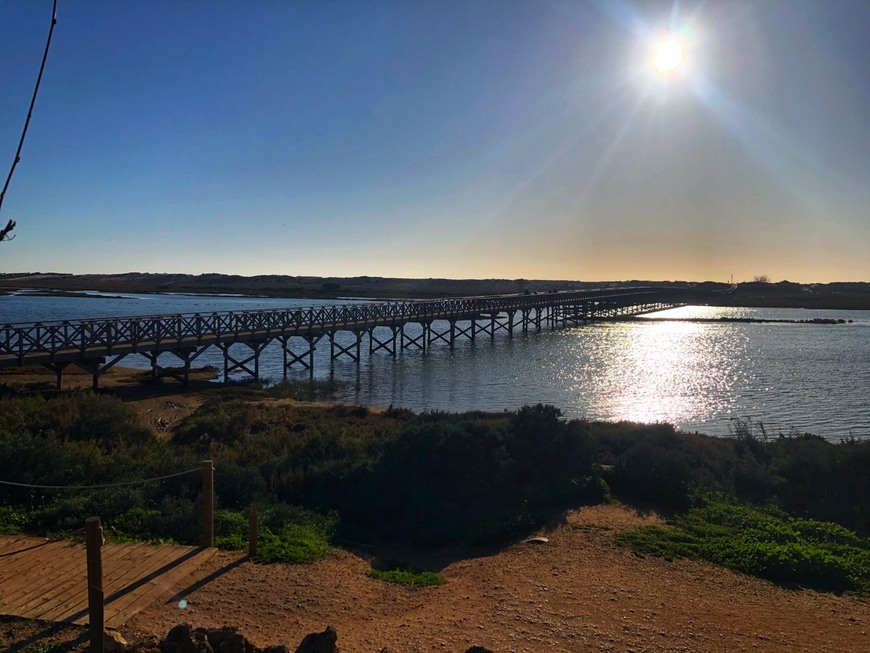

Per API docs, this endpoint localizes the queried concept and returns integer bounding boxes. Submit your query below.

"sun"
[653,38,684,74]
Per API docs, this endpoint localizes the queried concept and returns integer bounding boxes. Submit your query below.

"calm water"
[2,292,868,440]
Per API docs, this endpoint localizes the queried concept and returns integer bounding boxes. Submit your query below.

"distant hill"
[1,272,868,309]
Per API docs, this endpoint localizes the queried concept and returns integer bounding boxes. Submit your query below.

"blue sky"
[1,0,868,283]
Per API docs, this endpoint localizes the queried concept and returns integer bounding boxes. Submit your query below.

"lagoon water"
[2,291,868,440]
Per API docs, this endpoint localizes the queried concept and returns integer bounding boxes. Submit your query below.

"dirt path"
[121,504,869,653]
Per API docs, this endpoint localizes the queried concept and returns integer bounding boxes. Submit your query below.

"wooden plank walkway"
[0,535,216,628]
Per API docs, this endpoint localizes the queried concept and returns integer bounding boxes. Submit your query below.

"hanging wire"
[0,467,201,490]
[0,0,59,225]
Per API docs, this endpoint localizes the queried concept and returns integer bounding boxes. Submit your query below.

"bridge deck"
[0,535,216,628]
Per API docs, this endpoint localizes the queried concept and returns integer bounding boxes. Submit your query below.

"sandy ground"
[118,504,870,653]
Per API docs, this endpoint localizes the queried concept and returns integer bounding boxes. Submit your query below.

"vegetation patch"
[367,568,446,587]
[254,523,331,564]
[214,505,336,564]
[617,499,870,595]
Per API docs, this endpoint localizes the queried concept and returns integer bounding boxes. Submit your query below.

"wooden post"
[85,517,104,653]
[202,460,214,547]
[248,506,258,557]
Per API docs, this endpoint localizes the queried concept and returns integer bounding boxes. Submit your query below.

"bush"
[617,499,870,594]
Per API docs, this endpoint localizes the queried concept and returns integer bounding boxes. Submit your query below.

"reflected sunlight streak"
[578,320,740,426]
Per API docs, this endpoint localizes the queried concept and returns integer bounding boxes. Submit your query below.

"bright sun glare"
[653,38,684,74]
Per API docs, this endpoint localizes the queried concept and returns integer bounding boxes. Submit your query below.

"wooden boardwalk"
[0,535,216,628]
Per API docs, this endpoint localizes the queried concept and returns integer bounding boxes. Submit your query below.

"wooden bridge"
[0,534,216,628]
[0,286,722,388]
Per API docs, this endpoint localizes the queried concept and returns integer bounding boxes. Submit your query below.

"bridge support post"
[279,334,322,378]
[400,323,426,351]
[452,320,473,344]
[329,330,363,362]
[71,358,109,390]
[369,326,398,357]
[521,309,541,333]
[42,362,71,390]
[217,341,268,382]
[141,347,205,386]
[426,321,457,349]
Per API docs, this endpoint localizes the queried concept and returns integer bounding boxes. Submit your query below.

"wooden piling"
[85,517,104,653]
[201,460,214,548]
[248,506,258,557]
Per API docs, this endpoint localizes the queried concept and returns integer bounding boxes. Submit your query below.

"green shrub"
[255,523,330,564]
[174,400,257,447]
[213,508,249,549]
[0,505,30,534]
[617,500,870,594]
[367,568,446,587]
[110,507,163,539]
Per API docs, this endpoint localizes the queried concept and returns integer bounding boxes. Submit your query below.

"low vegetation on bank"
[0,381,867,594]
[367,568,446,587]
[617,499,869,594]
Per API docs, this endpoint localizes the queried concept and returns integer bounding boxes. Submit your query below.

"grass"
[254,523,331,564]
[213,506,336,564]
[367,568,446,587]
[616,499,870,595]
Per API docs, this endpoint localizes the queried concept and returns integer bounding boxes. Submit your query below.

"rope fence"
[0,460,216,549]
[0,467,200,490]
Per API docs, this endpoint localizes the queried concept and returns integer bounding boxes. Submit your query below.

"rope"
[0,467,200,490]
[0,0,58,217]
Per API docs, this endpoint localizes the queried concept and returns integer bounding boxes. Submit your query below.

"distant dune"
[1,272,869,309]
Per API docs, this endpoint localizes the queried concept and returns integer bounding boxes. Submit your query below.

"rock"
[104,629,128,653]
[151,623,289,653]
[465,647,495,653]
[205,626,252,653]
[125,635,161,653]
[294,626,338,653]
[161,624,214,653]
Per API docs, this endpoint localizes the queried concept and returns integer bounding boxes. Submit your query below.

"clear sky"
[1,0,868,283]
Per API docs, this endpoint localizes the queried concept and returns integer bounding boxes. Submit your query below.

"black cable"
[0,0,58,219]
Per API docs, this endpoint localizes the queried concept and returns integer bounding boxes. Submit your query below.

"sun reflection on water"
[562,316,748,427]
